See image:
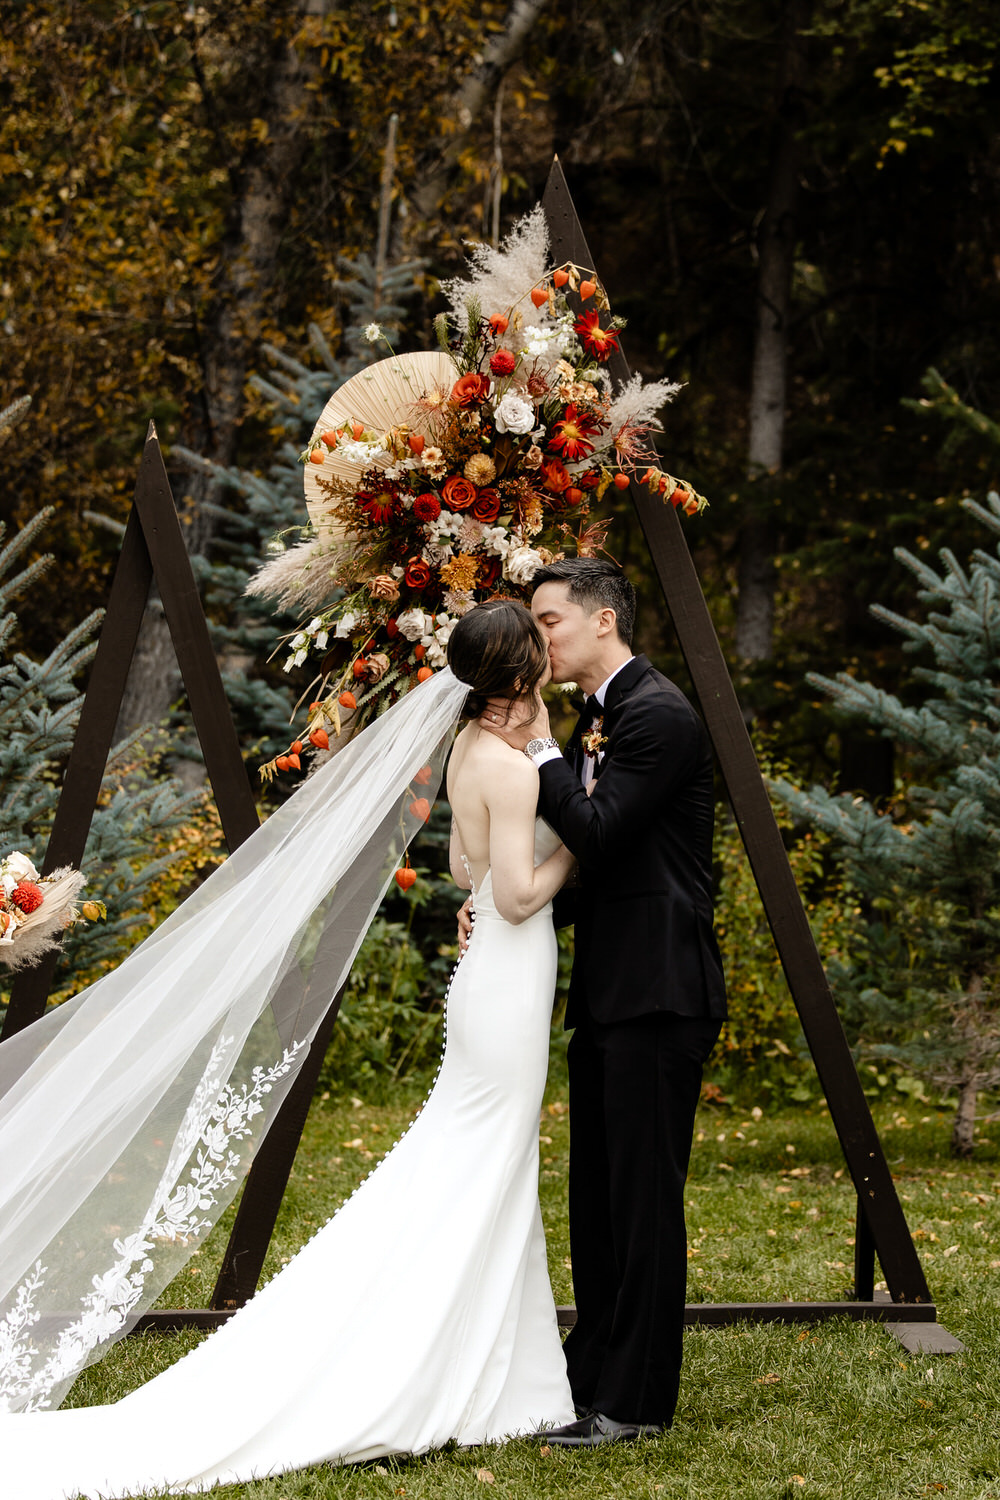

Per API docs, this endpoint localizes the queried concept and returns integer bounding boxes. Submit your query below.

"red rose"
[451,373,491,407]
[11,880,43,914]
[489,348,517,377]
[471,487,502,522]
[477,556,501,589]
[404,556,433,589]
[441,476,477,512]
[413,492,441,523]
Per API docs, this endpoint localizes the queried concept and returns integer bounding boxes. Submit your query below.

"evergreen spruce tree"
[772,476,1000,1155]
[0,398,201,1006]
[173,253,424,769]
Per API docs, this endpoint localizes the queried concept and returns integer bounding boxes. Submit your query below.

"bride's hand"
[477,691,550,751]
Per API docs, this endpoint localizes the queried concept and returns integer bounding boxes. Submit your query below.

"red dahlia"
[413,492,442,523]
[11,880,44,914]
[573,310,620,362]
[489,348,517,377]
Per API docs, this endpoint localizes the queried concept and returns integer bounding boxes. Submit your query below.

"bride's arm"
[485,753,576,925]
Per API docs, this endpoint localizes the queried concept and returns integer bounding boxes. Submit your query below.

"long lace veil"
[0,667,469,1412]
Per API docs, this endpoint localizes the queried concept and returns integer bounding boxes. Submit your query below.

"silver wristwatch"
[524,737,559,759]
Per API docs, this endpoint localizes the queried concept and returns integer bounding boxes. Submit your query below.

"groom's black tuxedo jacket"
[537,654,727,1030]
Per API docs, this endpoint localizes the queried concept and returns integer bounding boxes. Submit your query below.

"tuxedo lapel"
[601,655,650,726]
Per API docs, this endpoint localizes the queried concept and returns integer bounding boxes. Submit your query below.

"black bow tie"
[582,694,602,726]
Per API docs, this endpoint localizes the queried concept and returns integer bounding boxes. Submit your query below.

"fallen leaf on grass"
[475,1468,495,1483]
[758,1373,781,1384]
[790,1477,806,1487]
[538,1445,552,1457]
[374,1465,388,1475]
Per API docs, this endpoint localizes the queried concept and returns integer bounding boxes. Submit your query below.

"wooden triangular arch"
[2,180,956,1351]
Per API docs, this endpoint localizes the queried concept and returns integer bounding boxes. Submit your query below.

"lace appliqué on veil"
[0,1036,305,1412]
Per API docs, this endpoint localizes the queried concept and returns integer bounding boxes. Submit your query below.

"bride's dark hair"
[447,599,549,720]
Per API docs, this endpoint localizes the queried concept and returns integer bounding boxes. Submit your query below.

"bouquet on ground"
[248,207,707,776]
[0,851,102,972]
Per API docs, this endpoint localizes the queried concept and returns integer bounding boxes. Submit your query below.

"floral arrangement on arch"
[0,851,102,971]
[248,208,707,776]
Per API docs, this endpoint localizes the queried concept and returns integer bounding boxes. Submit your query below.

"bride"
[0,598,577,1497]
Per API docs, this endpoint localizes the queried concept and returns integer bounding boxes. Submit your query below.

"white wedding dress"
[0,821,574,1498]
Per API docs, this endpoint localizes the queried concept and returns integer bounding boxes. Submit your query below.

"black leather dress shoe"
[534,1410,664,1446]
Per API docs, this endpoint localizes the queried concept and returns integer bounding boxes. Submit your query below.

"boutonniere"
[581,718,608,757]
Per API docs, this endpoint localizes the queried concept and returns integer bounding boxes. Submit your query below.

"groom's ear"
[595,607,618,639]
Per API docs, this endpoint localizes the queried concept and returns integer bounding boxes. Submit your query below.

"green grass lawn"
[63,1081,1000,1500]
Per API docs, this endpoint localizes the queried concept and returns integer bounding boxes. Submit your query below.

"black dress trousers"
[562,1009,722,1426]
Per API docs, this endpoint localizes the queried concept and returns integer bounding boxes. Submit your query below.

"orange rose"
[451,373,491,407]
[404,556,433,588]
[441,476,477,512]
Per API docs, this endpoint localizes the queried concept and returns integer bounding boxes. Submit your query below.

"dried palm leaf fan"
[304,350,456,538]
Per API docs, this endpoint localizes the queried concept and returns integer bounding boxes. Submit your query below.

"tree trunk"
[117,2,329,737]
[952,1074,977,1156]
[736,1,809,665]
[409,0,551,225]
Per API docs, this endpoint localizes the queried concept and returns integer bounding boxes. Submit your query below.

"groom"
[478,557,726,1445]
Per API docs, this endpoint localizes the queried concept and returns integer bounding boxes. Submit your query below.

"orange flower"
[451,373,491,407]
[441,475,477,512]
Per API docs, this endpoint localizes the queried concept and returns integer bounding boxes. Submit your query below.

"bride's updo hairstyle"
[447,599,549,721]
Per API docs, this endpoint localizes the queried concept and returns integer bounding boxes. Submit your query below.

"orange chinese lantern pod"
[394,864,417,891]
[408,432,425,455]
[309,727,330,750]
[320,429,339,448]
[530,287,549,308]
[579,279,596,301]
[338,690,357,710]
[290,740,303,755]
[409,797,431,822]
[288,752,301,770]
[567,486,583,505]
[352,658,368,679]
[488,314,509,335]
[351,421,365,440]
[308,701,321,713]
[416,666,434,683]
[552,268,570,288]
[613,472,630,491]
[276,755,291,771]
[413,765,433,785]
[308,447,325,465]
[669,486,687,508]
[413,643,425,661]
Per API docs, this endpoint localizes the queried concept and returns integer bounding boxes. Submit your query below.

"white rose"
[504,546,545,586]
[397,608,432,642]
[494,392,535,436]
[2,852,38,883]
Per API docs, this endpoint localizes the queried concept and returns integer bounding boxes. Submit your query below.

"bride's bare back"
[447,723,574,926]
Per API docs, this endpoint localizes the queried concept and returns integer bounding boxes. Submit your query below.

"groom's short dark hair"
[531,558,635,645]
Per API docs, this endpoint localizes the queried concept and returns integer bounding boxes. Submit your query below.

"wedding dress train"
[0,822,573,1498]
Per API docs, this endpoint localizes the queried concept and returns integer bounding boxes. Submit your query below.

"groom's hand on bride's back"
[457,897,473,953]
[477,692,551,751]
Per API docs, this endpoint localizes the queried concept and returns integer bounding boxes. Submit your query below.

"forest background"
[2,0,999,1126]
